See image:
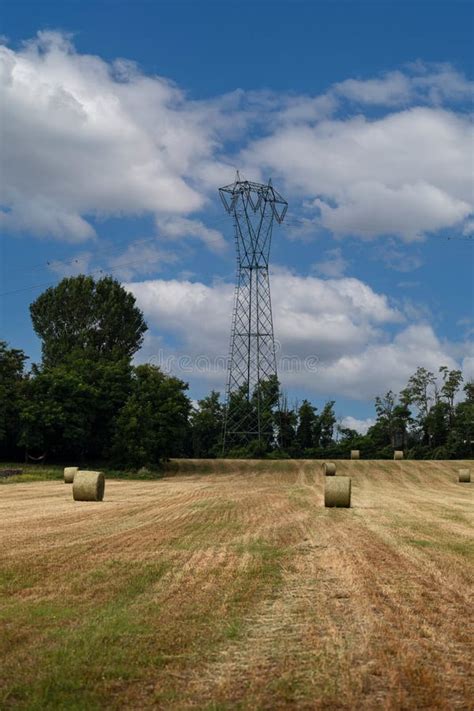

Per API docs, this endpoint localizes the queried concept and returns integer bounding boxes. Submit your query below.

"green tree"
[254,375,280,448]
[445,381,474,458]
[0,342,28,457]
[463,381,474,403]
[111,365,191,468]
[403,367,437,443]
[424,401,450,449]
[337,426,359,442]
[296,400,317,450]
[18,357,132,461]
[190,391,223,457]
[374,390,411,448]
[30,275,147,367]
[224,376,280,455]
[225,385,257,450]
[276,395,297,452]
[319,401,336,448]
[19,366,97,459]
[439,366,463,422]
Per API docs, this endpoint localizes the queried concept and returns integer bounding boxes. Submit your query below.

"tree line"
[1,276,472,467]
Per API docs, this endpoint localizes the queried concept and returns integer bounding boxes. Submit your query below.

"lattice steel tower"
[220,175,288,452]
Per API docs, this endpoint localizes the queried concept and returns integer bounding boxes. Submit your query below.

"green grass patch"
[405,537,473,558]
[407,538,433,548]
[0,462,164,484]
[0,565,42,595]
[439,539,474,558]
[189,500,237,512]
[231,539,286,593]
[0,465,63,484]
[2,561,170,710]
[224,618,244,640]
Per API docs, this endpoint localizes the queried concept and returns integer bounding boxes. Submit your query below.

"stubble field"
[0,459,473,710]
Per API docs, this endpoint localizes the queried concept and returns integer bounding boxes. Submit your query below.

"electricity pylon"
[219,174,288,453]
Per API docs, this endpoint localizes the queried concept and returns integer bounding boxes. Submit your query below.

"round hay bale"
[64,466,79,484]
[350,450,360,460]
[73,471,105,502]
[322,461,337,476]
[458,469,471,483]
[325,476,351,508]
[394,451,404,460]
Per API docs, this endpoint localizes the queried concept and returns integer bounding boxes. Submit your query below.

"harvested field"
[0,459,473,710]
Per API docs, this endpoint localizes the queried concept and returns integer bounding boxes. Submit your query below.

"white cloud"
[332,64,473,106]
[242,107,473,241]
[48,251,92,277]
[312,247,348,277]
[373,243,424,272]
[125,270,401,363]
[1,33,472,246]
[462,355,474,382]
[340,416,375,435]
[462,219,474,236]
[314,323,461,400]
[155,216,227,253]
[315,180,470,241]
[45,238,177,280]
[0,200,96,242]
[122,271,473,402]
[106,242,177,280]
[0,32,215,240]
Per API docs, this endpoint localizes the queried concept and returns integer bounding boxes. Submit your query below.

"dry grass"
[0,459,472,710]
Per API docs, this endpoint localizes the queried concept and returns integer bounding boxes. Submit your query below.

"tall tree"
[190,391,224,457]
[276,395,297,452]
[18,356,132,461]
[0,342,28,457]
[404,367,436,420]
[110,365,190,468]
[439,366,463,422]
[403,367,438,445]
[19,366,97,459]
[449,387,474,458]
[319,401,336,448]
[254,375,280,448]
[463,381,474,404]
[374,390,411,448]
[296,400,317,450]
[30,275,147,367]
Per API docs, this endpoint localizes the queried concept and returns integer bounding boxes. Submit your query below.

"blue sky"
[1,0,473,431]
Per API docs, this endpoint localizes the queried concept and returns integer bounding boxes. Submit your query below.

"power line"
[6,223,231,279]
[7,235,162,276]
[2,213,470,299]
[0,255,174,298]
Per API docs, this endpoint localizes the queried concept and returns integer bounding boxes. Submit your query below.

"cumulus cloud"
[461,354,474,382]
[1,32,472,246]
[155,216,227,252]
[312,247,348,278]
[106,242,177,280]
[125,270,401,360]
[46,237,177,280]
[123,271,471,402]
[0,32,215,240]
[373,242,424,273]
[242,108,473,241]
[314,323,461,400]
[332,64,473,106]
[340,416,375,435]
[48,252,93,277]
